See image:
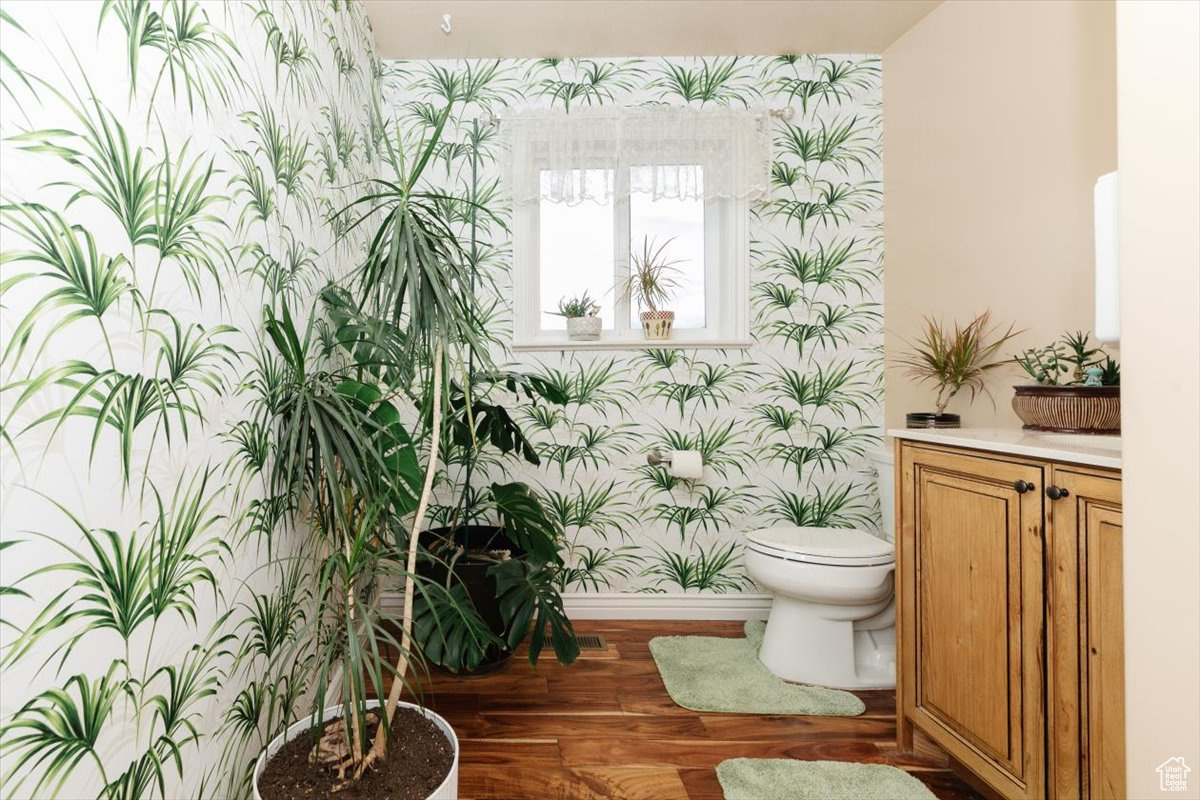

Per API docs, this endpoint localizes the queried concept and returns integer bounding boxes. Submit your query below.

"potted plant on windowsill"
[895,311,1021,429]
[1012,331,1120,433]
[623,235,683,340]
[549,293,602,341]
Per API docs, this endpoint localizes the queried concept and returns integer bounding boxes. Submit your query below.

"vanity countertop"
[888,427,1122,470]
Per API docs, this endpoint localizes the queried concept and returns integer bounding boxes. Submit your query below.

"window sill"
[511,336,753,352]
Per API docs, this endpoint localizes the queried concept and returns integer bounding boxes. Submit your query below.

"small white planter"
[252,699,459,800]
[566,315,602,341]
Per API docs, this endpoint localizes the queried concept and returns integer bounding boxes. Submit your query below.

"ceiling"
[363,0,942,60]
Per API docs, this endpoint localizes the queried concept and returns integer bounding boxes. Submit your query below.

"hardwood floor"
[400,620,983,800]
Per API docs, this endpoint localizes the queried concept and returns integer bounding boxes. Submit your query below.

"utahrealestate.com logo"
[1157,757,1191,792]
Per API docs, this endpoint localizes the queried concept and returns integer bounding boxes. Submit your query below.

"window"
[509,110,761,350]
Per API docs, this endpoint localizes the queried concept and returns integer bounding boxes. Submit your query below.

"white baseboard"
[562,592,773,620]
[380,591,773,620]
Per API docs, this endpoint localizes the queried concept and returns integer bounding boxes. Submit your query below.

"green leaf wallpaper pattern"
[0,1,380,798]
[0,9,884,795]
[379,55,885,596]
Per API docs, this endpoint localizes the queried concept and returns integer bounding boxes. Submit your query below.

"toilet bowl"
[745,526,896,689]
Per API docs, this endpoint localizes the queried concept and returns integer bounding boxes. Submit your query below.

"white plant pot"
[566,315,602,341]
[640,310,674,340]
[252,699,459,800]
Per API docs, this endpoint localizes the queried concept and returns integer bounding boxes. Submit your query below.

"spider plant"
[531,58,645,111]
[770,180,879,236]
[11,81,157,251]
[764,482,876,529]
[648,57,759,107]
[642,542,744,592]
[621,235,683,313]
[776,116,877,178]
[647,362,754,418]
[650,486,748,544]
[895,311,1021,416]
[558,545,642,592]
[762,301,881,357]
[146,137,227,304]
[99,0,241,113]
[0,666,124,799]
[0,203,140,369]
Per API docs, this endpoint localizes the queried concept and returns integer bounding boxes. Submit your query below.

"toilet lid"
[745,526,894,566]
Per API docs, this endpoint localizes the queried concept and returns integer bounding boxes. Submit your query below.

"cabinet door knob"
[1013,480,1036,494]
[1046,485,1071,500]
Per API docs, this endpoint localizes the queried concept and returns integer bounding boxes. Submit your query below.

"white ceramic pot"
[566,315,601,341]
[640,310,674,340]
[252,699,459,800]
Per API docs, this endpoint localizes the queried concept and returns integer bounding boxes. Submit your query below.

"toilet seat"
[745,525,894,567]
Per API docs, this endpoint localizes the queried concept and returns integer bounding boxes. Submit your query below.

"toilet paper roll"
[669,449,704,479]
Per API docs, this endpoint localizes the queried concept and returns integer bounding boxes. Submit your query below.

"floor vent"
[576,634,607,650]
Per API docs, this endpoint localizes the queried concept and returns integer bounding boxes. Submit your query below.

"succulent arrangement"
[1011,331,1121,433]
[1013,331,1120,386]
[548,292,601,319]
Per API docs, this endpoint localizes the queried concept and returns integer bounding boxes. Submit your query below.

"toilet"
[744,448,897,689]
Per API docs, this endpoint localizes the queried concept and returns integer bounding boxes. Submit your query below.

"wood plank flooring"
[395,620,983,800]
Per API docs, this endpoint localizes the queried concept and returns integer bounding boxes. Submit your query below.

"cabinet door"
[899,444,1045,799]
[1046,467,1124,799]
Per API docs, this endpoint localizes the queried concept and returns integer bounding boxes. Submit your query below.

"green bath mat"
[716,759,937,800]
[648,620,864,716]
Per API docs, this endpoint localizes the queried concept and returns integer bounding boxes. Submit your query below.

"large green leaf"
[411,575,502,673]
[488,482,561,563]
[489,558,578,666]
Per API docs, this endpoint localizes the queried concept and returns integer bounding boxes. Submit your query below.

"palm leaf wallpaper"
[379,55,884,596]
[0,1,380,797]
[0,5,883,795]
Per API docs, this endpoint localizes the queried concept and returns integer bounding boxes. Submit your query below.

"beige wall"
[1117,1,1200,795]
[882,0,1116,429]
[364,0,939,59]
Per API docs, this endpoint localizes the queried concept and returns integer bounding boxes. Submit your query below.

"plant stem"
[362,340,444,774]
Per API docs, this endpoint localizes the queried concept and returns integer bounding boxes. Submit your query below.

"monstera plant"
[417,367,577,674]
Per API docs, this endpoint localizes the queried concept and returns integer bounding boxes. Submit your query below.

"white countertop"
[888,427,1122,470]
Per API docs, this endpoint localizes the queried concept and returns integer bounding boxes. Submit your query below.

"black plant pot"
[419,525,525,676]
[905,412,962,429]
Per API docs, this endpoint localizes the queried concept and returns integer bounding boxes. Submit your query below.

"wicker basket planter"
[1011,385,1121,434]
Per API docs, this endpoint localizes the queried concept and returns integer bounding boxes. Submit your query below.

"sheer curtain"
[502,106,773,206]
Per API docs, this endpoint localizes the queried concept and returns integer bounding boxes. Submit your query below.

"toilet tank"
[869,447,895,543]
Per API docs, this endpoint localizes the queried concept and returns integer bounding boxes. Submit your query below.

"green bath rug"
[716,759,937,800]
[648,620,864,716]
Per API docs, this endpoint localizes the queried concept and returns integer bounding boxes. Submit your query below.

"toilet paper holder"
[647,450,702,467]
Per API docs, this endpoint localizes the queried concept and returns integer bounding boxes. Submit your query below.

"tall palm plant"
[335,100,489,777]
[256,299,495,782]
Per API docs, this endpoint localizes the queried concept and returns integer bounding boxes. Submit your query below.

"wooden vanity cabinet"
[1045,466,1125,800]
[896,441,1124,800]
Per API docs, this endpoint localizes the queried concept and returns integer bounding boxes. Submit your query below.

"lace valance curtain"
[502,107,772,206]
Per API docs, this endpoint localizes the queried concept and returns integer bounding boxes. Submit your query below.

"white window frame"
[511,141,751,351]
